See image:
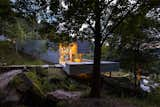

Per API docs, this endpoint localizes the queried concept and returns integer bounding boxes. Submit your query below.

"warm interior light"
[59,42,82,64]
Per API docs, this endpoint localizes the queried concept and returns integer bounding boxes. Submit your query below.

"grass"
[103,71,130,77]
[66,89,160,107]
[102,72,160,107]
[118,92,160,107]
[0,41,45,65]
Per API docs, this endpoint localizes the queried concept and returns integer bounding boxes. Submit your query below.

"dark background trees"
[107,3,160,87]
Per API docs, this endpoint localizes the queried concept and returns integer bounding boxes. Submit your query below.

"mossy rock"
[9,70,89,106]
[9,73,46,106]
[9,73,31,92]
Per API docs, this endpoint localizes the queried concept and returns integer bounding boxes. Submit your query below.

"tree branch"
[100,0,142,46]
[86,20,96,34]
[103,0,116,9]
[101,0,122,34]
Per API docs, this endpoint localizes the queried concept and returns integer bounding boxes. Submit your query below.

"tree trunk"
[133,60,137,88]
[90,0,102,98]
[109,72,112,77]
[90,36,102,98]
[133,71,137,88]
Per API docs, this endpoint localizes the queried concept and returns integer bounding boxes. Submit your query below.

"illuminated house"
[17,40,91,64]
[17,40,119,75]
[58,41,119,75]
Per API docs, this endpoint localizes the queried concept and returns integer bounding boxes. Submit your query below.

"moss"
[10,72,45,96]
[49,77,89,91]
[25,72,42,86]
[36,68,89,92]
[36,69,49,77]
[25,72,44,95]
[57,101,67,107]
[10,69,89,98]
[42,78,54,92]
[120,93,160,107]
[9,73,30,92]
[10,74,23,87]
[31,82,45,97]
[63,79,79,91]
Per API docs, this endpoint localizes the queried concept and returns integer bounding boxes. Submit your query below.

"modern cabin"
[58,40,92,64]
[17,40,120,75]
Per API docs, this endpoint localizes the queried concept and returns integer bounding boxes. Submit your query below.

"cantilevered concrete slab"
[63,61,120,75]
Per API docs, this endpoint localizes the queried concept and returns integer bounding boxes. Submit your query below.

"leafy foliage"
[110,9,160,73]
[0,0,11,18]
[58,0,160,97]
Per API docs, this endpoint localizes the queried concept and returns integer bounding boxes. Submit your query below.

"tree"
[10,0,64,41]
[11,0,76,45]
[11,0,59,24]
[0,0,13,34]
[0,0,36,40]
[58,0,160,97]
[0,0,11,18]
[109,5,160,87]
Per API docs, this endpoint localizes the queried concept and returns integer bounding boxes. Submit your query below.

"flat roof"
[65,61,119,65]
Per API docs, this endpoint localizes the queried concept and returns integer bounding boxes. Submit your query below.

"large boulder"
[0,70,22,106]
[47,90,82,102]
[8,73,48,107]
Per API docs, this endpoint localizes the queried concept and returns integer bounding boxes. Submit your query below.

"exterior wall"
[0,35,7,41]
[63,61,120,75]
[40,49,59,63]
[16,40,92,64]
[17,40,59,64]
[77,40,91,53]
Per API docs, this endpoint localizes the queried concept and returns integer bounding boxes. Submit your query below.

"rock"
[47,90,82,102]
[8,73,46,106]
[0,70,22,90]
[0,70,22,106]
[1,89,20,103]
[0,71,58,107]
[140,83,151,92]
